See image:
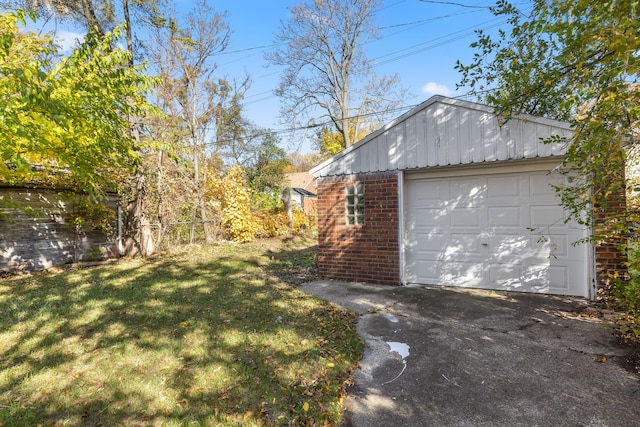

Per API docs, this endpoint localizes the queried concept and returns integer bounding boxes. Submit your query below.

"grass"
[0,235,362,426]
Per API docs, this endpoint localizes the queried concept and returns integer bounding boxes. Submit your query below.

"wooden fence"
[0,187,119,273]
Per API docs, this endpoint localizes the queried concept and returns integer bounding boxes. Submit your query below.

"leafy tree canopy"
[0,10,157,199]
[314,121,378,159]
[457,0,639,241]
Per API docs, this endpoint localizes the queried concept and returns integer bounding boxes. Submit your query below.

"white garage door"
[403,164,589,297]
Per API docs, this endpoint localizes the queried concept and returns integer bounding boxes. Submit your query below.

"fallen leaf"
[303,402,309,412]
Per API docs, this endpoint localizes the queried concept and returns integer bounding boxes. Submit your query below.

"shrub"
[254,209,290,238]
[608,242,640,342]
[217,166,257,243]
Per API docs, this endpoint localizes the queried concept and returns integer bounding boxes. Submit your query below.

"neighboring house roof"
[286,172,316,193]
[292,187,317,198]
[310,95,573,178]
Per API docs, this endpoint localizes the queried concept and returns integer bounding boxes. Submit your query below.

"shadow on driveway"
[300,281,640,427]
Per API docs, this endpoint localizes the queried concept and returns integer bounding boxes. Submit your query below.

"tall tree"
[456,0,639,243]
[286,152,324,173]
[0,10,156,199]
[2,0,166,255]
[149,0,248,243]
[1,0,165,63]
[246,131,289,197]
[267,0,407,150]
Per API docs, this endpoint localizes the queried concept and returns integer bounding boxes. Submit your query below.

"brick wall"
[316,172,400,285]
[594,180,628,288]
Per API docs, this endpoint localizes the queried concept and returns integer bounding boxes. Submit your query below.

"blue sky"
[211,0,507,152]
[40,0,512,153]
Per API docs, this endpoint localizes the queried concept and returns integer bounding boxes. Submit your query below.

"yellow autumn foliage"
[208,166,317,242]
[215,166,257,243]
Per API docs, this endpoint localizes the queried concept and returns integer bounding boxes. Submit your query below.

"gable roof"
[310,95,573,178]
[286,172,316,192]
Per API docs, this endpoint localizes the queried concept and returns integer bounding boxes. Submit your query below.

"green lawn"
[0,235,362,426]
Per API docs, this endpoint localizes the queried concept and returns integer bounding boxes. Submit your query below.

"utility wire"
[140,86,496,150]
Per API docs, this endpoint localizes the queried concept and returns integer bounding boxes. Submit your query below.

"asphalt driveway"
[300,281,640,427]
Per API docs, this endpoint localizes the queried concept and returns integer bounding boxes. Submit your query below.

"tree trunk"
[122,171,146,256]
[199,197,214,243]
[80,0,104,36]
[122,0,134,67]
[155,150,165,249]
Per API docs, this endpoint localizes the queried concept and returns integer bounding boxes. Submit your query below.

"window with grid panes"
[346,184,364,225]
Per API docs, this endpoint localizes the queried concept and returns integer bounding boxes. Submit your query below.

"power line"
[373,18,507,66]
[418,0,491,8]
[234,12,511,105]
[139,102,423,149]
[141,85,497,151]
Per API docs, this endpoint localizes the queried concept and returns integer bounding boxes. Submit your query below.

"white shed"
[311,96,601,298]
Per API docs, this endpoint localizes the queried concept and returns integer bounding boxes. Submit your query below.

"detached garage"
[310,96,623,299]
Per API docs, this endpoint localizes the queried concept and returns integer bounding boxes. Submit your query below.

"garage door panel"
[489,264,524,289]
[405,257,443,283]
[490,234,531,259]
[530,204,567,228]
[521,264,570,292]
[450,233,483,255]
[412,208,448,227]
[529,173,565,198]
[443,262,486,286]
[411,180,448,201]
[487,176,521,198]
[488,206,521,227]
[412,232,448,252]
[404,166,589,297]
[529,234,570,259]
[450,207,482,227]
[548,266,570,291]
[450,179,486,206]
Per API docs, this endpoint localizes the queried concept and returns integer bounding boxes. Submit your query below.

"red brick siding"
[316,172,400,285]
[594,185,628,287]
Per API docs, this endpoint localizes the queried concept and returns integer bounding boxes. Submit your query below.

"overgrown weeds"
[0,234,362,426]
[604,242,640,345]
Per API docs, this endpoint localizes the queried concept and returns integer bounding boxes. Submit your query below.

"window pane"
[346,184,364,226]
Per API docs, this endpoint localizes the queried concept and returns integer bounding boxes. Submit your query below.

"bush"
[608,242,640,342]
[213,166,256,243]
[254,209,290,238]
[254,206,317,238]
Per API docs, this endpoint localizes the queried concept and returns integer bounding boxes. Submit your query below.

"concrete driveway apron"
[300,281,640,427]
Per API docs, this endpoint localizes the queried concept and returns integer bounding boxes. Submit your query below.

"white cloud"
[55,30,85,52]
[421,82,453,97]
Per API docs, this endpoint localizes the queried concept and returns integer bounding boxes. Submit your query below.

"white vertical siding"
[406,116,418,169]
[415,110,427,167]
[311,96,573,178]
